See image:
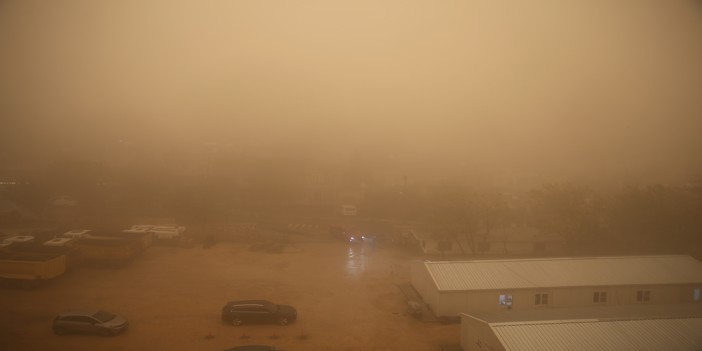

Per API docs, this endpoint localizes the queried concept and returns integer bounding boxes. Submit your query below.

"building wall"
[682,284,702,302]
[410,261,441,311]
[437,290,533,316]
[431,284,702,317]
[460,315,505,351]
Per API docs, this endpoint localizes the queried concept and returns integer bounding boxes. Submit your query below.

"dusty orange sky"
[1,0,701,183]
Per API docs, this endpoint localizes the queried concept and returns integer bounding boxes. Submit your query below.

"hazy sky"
[1,0,701,183]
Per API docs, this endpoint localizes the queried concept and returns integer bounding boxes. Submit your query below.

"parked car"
[125,224,186,241]
[150,226,184,240]
[221,300,297,326]
[224,346,283,351]
[43,237,76,247]
[1,235,35,246]
[338,204,357,216]
[52,310,129,336]
[62,229,91,239]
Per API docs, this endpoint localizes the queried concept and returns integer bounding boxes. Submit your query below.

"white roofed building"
[411,255,702,318]
[460,303,702,351]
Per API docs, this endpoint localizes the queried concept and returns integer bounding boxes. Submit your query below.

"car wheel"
[278,317,289,326]
[230,318,243,326]
[53,327,67,336]
[99,328,113,337]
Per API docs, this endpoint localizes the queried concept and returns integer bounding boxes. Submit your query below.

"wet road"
[0,236,458,351]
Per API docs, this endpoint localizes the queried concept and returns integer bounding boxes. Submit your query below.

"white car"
[63,229,91,239]
[44,238,76,247]
[122,225,154,234]
[150,226,185,240]
[2,235,35,245]
[126,224,155,230]
[125,224,185,240]
[53,310,129,336]
[339,205,357,216]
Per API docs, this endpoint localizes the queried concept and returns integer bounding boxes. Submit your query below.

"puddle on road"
[345,245,374,278]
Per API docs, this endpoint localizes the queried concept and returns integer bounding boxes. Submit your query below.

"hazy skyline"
[2,0,702,184]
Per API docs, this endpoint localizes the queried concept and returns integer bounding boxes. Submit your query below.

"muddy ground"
[0,231,459,351]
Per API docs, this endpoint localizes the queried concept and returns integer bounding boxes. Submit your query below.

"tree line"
[385,180,702,258]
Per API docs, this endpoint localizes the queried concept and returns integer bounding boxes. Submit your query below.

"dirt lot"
[0,232,459,351]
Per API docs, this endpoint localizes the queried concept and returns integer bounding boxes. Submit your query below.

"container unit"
[0,251,67,288]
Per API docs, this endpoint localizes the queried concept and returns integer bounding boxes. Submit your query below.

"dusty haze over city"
[2,2,702,351]
[2,0,702,187]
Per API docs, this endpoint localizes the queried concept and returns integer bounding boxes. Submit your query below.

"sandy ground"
[0,233,459,351]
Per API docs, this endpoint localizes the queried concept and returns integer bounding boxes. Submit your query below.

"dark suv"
[221,300,297,326]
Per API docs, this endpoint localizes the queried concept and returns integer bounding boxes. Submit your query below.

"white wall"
[460,314,505,351]
[430,285,702,317]
[410,261,440,311]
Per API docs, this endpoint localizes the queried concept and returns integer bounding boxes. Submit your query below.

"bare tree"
[431,185,510,255]
[527,183,603,254]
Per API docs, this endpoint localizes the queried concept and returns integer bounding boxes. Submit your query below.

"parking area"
[0,231,459,351]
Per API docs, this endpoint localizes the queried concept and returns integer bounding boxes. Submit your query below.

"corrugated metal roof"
[425,255,702,291]
[489,317,702,351]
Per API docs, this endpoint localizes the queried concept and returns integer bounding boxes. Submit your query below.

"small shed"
[409,230,463,255]
[411,255,702,318]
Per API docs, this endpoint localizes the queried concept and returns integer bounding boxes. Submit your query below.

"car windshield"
[92,310,115,322]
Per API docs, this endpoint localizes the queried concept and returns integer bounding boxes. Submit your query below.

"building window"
[499,294,513,307]
[593,291,608,303]
[636,290,651,302]
[535,293,549,305]
[694,288,700,301]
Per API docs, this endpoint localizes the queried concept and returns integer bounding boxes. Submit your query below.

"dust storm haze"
[3,2,702,350]
[2,0,702,185]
